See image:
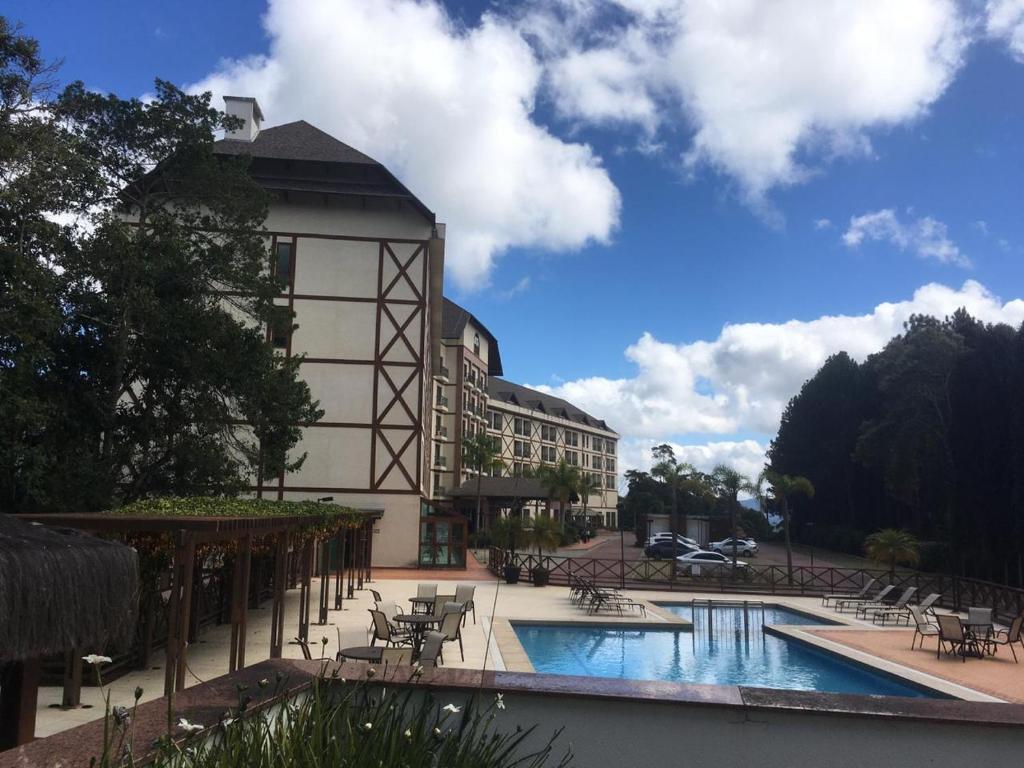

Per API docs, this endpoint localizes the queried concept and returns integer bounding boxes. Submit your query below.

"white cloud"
[814,218,832,230]
[533,0,967,205]
[987,0,1024,61]
[537,281,1024,446]
[842,208,970,266]
[619,437,767,479]
[497,276,532,300]
[190,0,620,291]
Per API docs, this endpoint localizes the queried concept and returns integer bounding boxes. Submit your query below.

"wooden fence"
[489,548,1024,624]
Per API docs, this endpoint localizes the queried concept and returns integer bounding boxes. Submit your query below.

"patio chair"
[873,590,940,626]
[380,647,413,667]
[588,588,647,617]
[419,631,445,669]
[455,584,477,625]
[909,605,940,650]
[370,588,383,603]
[989,614,1024,662]
[936,613,980,662]
[858,587,916,620]
[416,583,438,600]
[821,578,877,607]
[376,600,400,621]
[438,602,465,662]
[835,584,894,613]
[918,593,941,614]
[294,637,312,660]
[369,609,413,648]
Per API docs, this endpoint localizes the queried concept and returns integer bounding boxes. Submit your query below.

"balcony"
[433,455,447,468]
[432,485,447,496]
[435,395,449,410]
[435,425,448,438]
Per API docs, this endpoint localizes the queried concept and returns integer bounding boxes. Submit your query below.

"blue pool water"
[660,602,841,626]
[514,605,943,698]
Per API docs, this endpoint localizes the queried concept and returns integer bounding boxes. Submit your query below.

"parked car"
[644,540,701,559]
[646,532,699,548]
[675,550,750,577]
[709,537,758,556]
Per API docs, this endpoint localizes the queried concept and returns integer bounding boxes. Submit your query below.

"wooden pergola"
[16,510,380,697]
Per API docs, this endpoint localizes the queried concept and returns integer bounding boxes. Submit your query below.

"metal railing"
[489,549,1024,624]
[436,395,449,409]
[433,455,447,467]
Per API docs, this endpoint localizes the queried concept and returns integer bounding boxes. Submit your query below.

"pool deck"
[31,578,1015,737]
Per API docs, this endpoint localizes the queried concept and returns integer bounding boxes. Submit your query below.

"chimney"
[223,96,263,142]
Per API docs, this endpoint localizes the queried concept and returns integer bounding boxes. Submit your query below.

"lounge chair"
[587,587,647,617]
[936,613,980,662]
[989,614,1024,662]
[418,631,445,668]
[821,578,877,608]
[835,584,894,613]
[455,584,477,625]
[858,587,916,620]
[876,592,940,626]
[437,602,465,662]
[909,605,940,649]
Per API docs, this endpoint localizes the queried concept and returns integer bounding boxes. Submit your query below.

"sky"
[10,0,1024,482]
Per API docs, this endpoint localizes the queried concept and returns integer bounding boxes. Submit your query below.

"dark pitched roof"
[441,298,503,376]
[487,377,617,435]
[214,120,378,165]
[446,476,551,499]
[213,120,434,223]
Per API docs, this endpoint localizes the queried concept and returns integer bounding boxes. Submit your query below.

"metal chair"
[989,614,1024,662]
[835,584,894,613]
[294,637,312,660]
[908,605,939,649]
[821,578,877,607]
[455,584,476,625]
[380,647,413,667]
[369,609,412,648]
[418,631,445,669]
[936,613,979,662]
[369,588,383,603]
[438,602,465,662]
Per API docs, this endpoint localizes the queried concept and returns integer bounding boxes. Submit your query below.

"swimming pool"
[513,604,944,698]
[659,602,841,626]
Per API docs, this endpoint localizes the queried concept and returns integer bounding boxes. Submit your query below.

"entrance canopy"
[446,476,552,502]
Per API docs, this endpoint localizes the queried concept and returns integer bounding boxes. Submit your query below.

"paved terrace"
[34,575,1022,737]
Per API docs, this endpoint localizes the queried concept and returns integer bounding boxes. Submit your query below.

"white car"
[709,537,758,556]
[675,550,750,577]
[647,532,699,548]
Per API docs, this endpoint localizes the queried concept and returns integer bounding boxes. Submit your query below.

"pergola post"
[228,535,252,673]
[317,536,330,624]
[333,529,345,610]
[346,527,356,599]
[60,647,82,708]
[269,530,289,658]
[365,521,374,583]
[165,529,197,695]
[297,539,313,642]
[0,657,40,749]
[356,525,365,590]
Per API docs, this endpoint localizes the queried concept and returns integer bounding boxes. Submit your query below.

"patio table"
[408,596,435,615]
[393,614,440,655]
[337,646,382,662]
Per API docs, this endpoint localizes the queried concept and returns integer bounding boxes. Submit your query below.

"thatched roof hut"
[0,514,139,662]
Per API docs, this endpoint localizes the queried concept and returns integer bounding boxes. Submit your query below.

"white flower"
[366,667,376,679]
[495,693,505,711]
[442,704,461,714]
[404,729,412,738]
[82,654,112,666]
[363,722,373,730]
[177,718,204,734]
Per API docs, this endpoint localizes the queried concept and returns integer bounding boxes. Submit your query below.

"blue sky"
[11,0,1024,477]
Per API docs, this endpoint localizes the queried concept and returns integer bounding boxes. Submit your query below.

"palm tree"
[462,433,501,532]
[711,465,757,568]
[577,473,601,531]
[650,445,700,566]
[525,514,562,586]
[864,529,920,581]
[758,469,815,583]
[538,459,580,533]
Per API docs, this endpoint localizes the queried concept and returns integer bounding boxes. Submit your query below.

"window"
[606,458,615,472]
[270,307,291,349]
[582,434,590,449]
[566,450,578,466]
[513,462,524,476]
[606,440,615,455]
[488,410,502,430]
[473,332,481,356]
[592,456,602,471]
[565,431,579,447]
[541,424,556,441]
[514,417,531,436]
[605,474,615,489]
[593,438,603,453]
[541,445,556,462]
[514,440,530,458]
[274,241,293,288]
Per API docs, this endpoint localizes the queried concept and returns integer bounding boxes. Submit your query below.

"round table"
[337,646,383,662]
[393,614,439,654]
[408,596,436,615]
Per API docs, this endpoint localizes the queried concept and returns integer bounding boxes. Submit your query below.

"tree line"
[768,311,1024,586]
[0,20,320,512]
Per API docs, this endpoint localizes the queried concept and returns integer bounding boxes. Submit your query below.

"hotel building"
[213,97,616,565]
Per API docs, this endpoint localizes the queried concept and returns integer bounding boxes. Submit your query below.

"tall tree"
[0,28,322,511]
[462,433,501,531]
[651,444,705,566]
[577,472,601,528]
[759,469,815,582]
